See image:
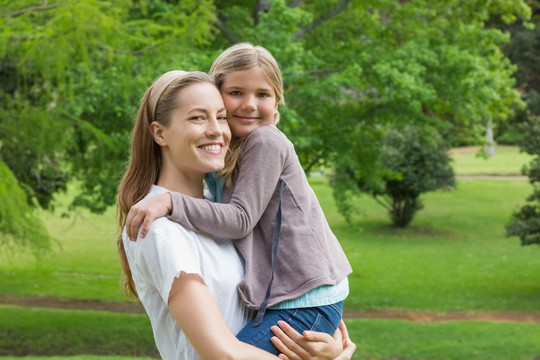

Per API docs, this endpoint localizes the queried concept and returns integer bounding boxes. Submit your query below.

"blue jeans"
[236,302,343,355]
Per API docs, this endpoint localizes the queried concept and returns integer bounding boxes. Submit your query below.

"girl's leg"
[236,302,343,355]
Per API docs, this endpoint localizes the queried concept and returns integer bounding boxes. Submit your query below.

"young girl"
[125,44,352,355]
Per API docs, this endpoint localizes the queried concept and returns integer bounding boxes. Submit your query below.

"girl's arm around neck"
[169,126,288,239]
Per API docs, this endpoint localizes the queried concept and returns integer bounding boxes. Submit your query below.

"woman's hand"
[125,192,172,241]
[270,320,356,360]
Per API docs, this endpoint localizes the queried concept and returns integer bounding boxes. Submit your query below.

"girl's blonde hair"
[210,43,285,185]
[116,71,214,299]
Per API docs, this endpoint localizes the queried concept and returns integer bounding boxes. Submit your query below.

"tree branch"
[306,67,342,76]
[288,0,305,8]
[293,0,351,40]
[373,195,392,211]
[303,150,326,174]
[253,0,271,26]
[5,3,64,18]
[85,42,159,56]
[215,17,240,44]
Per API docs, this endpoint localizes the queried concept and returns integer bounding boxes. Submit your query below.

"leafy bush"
[345,125,455,227]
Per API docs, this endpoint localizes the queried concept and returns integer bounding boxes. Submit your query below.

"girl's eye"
[218,116,228,121]
[230,91,241,96]
[258,93,269,98]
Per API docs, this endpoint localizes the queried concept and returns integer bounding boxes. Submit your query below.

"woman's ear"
[150,121,167,146]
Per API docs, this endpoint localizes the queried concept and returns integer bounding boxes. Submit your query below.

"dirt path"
[3,295,540,324]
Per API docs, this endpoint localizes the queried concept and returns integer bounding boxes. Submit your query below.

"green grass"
[0,197,124,301]
[345,318,540,360]
[0,306,157,358]
[310,178,540,312]
[0,358,153,360]
[450,145,534,175]
[2,145,540,359]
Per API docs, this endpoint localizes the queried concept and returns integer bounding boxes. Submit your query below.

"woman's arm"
[168,271,280,360]
[169,272,353,360]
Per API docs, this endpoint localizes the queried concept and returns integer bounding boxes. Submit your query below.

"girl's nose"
[241,95,256,111]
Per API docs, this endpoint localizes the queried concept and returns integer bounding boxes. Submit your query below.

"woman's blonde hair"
[116,70,214,299]
[210,43,285,185]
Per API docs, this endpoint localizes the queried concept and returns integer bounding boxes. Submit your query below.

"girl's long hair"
[116,71,214,299]
[210,43,285,186]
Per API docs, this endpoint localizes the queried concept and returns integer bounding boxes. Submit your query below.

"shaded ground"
[2,295,540,324]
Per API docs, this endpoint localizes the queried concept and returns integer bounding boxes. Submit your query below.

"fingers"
[338,320,349,341]
[334,338,356,360]
[127,208,152,241]
[273,320,345,359]
[125,208,139,241]
[303,329,335,343]
[271,335,302,360]
[125,193,172,241]
[140,213,154,239]
[271,323,309,359]
[275,320,304,343]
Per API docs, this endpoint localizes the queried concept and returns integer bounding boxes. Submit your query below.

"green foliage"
[503,6,540,246]
[339,125,455,227]
[0,99,70,209]
[506,116,540,245]
[0,0,219,251]
[0,160,51,256]
[0,0,532,252]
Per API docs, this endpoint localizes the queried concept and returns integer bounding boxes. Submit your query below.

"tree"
[506,115,540,245]
[338,125,455,228]
[505,1,540,246]
[0,0,218,252]
[0,0,532,252]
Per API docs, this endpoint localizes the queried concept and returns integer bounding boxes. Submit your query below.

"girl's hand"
[125,192,172,241]
[270,320,356,360]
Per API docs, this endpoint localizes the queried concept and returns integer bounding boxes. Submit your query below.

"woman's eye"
[218,116,228,121]
[230,91,241,96]
[190,115,204,121]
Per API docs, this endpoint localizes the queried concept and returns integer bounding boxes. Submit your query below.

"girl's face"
[220,66,279,139]
[154,82,231,178]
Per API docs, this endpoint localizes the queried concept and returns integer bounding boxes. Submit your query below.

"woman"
[116,70,354,359]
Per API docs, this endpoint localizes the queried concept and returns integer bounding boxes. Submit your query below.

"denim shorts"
[236,302,343,355]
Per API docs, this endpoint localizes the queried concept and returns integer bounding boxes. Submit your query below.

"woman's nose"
[206,117,222,137]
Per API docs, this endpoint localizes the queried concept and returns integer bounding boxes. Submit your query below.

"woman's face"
[157,82,231,178]
[220,66,278,139]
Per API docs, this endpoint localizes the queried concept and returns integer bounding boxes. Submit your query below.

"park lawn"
[2,305,540,360]
[0,198,124,302]
[450,144,534,175]
[310,177,540,312]
[2,145,539,359]
[2,177,539,312]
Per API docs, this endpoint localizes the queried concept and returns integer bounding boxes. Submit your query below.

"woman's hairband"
[148,70,187,119]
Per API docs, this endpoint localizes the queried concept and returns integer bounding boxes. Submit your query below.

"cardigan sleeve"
[168,126,288,239]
